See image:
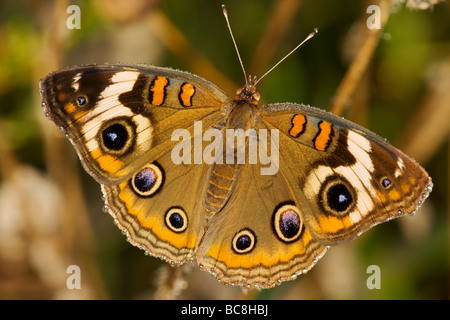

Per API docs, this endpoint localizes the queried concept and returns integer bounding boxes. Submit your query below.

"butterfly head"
[234,79,261,107]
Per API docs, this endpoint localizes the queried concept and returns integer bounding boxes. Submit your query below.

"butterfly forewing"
[260,103,432,245]
[40,65,228,186]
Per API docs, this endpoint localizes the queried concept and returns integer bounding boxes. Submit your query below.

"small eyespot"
[232,229,256,254]
[131,163,164,197]
[76,96,87,106]
[165,207,188,233]
[381,177,392,189]
[102,123,129,151]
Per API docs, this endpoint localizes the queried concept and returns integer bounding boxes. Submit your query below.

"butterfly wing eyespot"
[231,229,257,254]
[76,95,87,106]
[319,176,356,217]
[99,118,136,154]
[272,204,303,243]
[165,207,188,233]
[380,177,392,189]
[130,162,164,197]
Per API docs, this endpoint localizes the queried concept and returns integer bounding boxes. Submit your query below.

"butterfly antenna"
[254,28,318,86]
[222,4,248,85]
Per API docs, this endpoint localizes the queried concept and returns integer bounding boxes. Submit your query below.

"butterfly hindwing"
[197,160,328,288]
[102,152,214,265]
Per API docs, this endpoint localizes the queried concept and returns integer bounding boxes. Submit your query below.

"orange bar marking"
[314,121,333,151]
[289,114,307,137]
[179,83,195,107]
[150,76,169,106]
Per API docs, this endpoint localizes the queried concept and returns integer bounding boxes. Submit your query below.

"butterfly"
[39,14,432,289]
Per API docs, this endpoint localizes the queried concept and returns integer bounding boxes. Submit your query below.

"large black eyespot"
[131,163,164,197]
[327,183,352,212]
[165,207,188,233]
[102,123,128,151]
[320,175,356,216]
[272,204,303,243]
[232,229,256,254]
[99,118,135,154]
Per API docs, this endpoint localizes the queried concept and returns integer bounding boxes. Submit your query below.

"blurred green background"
[0,0,448,299]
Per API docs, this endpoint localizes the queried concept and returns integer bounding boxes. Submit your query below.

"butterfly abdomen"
[205,162,239,215]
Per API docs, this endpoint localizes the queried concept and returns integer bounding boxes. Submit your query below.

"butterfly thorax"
[226,82,261,131]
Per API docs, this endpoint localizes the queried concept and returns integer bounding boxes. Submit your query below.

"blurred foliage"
[0,0,448,299]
